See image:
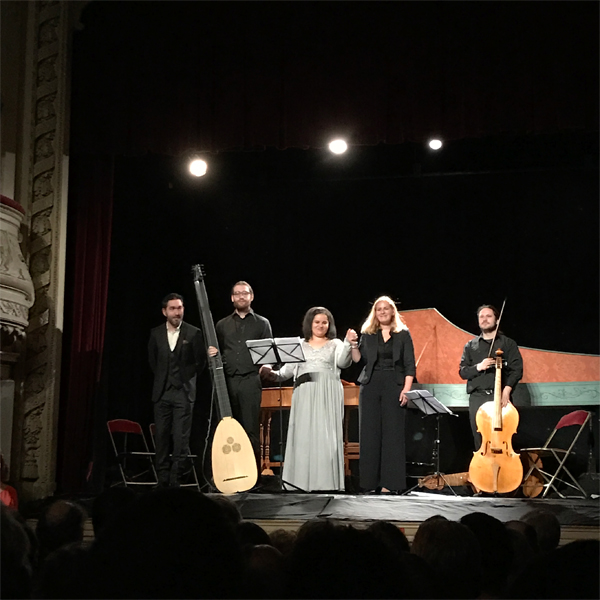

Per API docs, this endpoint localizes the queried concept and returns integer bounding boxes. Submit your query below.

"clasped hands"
[346,328,359,347]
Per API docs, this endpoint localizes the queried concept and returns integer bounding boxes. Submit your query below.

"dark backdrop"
[84,133,598,491]
[107,133,599,371]
[58,0,599,493]
[71,1,598,154]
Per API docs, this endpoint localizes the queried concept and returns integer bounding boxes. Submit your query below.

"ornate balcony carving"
[0,195,35,355]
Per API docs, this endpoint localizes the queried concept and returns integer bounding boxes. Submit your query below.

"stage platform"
[224,489,600,546]
[24,487,598,549]
[22,469,599,548]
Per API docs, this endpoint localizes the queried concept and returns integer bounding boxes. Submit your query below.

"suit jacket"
[148,321,206,404]
[357,330,416,386]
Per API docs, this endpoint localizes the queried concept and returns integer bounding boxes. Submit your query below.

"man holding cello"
[459,304,523,449]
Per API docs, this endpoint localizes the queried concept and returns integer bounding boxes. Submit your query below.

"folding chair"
[107,419,158,487]
[520,410,592,499]
[149,423,201,491]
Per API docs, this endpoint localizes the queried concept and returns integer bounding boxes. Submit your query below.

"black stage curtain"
[71,1,598,156]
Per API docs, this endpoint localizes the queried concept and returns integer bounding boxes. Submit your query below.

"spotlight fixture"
[428,139,443,150]
[328,139,348,154]
[189,158,208,177]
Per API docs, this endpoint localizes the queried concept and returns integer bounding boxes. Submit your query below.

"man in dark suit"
[148,293,205,487]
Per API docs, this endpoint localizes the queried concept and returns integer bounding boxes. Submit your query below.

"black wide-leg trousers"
[359,370,407,492]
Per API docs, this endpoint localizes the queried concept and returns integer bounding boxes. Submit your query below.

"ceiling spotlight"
[328,139,348,154]
[428,139,443,150]
[189,158,208,177]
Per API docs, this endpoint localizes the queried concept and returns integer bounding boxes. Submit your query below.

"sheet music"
[245,337,305,365]
[274,337,303,345]
[246,338,278,364]
[404,390,454,415]
[274,337,305,363]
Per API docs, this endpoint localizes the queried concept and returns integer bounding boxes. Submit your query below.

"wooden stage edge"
[224,490,600,548]
[249,519,598,548]
[28,491,599,549]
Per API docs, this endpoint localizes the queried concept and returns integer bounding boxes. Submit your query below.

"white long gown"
[277,338,352,492]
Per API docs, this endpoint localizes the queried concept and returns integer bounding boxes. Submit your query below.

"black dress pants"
[154,387,193,485]
[359,370,406,492]
[226,372,262,462]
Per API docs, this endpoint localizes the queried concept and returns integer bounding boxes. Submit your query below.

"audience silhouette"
[2,487,598,600]
[460,512,513,598]
[1,504,33,599]
[411,516,482,599]
[520,508,561,553]
[91,486,136,537]
[82,488,243,598]
[35,500,87,562]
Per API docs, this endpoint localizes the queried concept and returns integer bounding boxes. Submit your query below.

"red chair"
[520,410,592,499]
[107,419,158,487]
[149,423,201,491]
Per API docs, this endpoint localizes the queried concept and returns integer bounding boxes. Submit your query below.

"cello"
[468,348,523,494]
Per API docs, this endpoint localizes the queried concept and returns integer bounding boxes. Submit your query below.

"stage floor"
[23,486,599,549]
[225,489,600,545]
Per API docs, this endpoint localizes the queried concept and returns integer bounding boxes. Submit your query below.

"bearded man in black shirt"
[208,281,272,466]
[459,305,523,449]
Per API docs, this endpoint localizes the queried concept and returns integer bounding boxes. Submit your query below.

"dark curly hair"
[301,307,337,341]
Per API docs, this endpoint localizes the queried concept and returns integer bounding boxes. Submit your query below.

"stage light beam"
[189,158,207,177]
[328,139,348,154]
[428,139,443,150]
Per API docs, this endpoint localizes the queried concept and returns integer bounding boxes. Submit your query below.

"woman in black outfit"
[351,296,416,494]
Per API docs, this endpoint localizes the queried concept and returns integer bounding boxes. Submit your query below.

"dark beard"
[481,325,497,335]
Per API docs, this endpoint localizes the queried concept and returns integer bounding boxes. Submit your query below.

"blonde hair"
[360,296,408,335]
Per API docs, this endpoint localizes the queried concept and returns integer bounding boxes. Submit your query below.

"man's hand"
[501,386,512,408]
[207,346,218,357]
[259,365,276,381]
[477,357,495,371]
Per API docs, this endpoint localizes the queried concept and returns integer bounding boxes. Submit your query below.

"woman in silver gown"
[270,307,358,492]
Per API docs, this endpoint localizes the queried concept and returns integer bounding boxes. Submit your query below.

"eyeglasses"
[232,291,251,297]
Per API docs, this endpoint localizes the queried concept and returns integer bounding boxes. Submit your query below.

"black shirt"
[215,310,272,376]
[459,333,523,394]
[373,330,395,371]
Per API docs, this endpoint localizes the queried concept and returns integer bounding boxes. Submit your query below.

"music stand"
[403,390,460,496]
[246,337,305,492]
